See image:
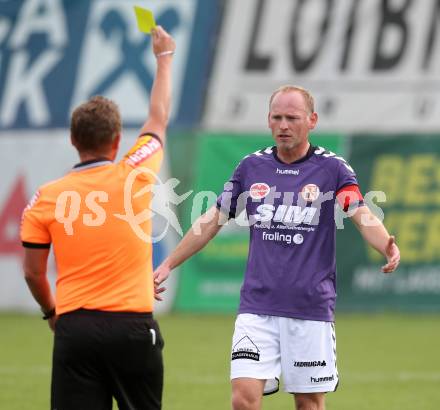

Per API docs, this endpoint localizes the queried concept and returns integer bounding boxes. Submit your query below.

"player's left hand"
[382,235,400,274]
[154,283,166,302]
[153,262,171,301]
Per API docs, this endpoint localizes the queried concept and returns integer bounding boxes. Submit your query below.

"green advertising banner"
[175,133,345,312]
[336,135,440,312]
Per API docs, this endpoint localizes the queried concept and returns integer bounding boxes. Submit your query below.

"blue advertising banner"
[0,0,221,130]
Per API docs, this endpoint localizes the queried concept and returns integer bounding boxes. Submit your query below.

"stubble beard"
[277,136,300,153]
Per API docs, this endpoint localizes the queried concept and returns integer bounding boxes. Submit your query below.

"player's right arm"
[154,160,244,298]
[153,206,224,298]
[139,25,175,144]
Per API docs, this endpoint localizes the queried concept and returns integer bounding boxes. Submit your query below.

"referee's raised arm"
[139,26,175,144]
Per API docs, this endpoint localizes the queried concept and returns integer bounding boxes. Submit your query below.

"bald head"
[269,85,315,114]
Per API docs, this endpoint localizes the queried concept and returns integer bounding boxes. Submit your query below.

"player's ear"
[112,134,121,151]
[70,134,77,149]
[308,112,318,130]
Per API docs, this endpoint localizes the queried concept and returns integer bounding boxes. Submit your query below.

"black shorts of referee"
[51,309,164,410]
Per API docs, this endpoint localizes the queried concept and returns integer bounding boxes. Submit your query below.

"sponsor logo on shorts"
[249,183,270,199]
[231,336,260,361]
[294,360,326,367]
[232,350,260,361]
[310,375,334,383]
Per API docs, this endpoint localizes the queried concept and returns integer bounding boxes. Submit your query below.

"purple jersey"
[216,145,360,322]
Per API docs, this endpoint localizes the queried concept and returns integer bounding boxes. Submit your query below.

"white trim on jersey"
[315,146,354,173]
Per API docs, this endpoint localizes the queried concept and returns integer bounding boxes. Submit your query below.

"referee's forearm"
[149,56,173,127]
[24,274,55,312]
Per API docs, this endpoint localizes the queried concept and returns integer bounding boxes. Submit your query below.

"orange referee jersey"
[20,133,163,315]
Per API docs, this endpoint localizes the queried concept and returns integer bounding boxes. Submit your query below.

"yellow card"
[134,6,156,34]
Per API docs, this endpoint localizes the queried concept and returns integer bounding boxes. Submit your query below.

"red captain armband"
[336,185,363,212]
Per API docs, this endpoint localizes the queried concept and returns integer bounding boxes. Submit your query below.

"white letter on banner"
[0,50,62,126]
[9,0,67,48]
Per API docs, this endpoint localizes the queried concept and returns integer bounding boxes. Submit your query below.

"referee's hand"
[48,315,58,332]
[151,26,175,58]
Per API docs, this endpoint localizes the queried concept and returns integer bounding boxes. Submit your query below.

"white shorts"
[230,314,338,394]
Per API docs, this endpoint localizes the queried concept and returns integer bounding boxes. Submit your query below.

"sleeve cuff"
[139,132,162,146]
[22,241,51,249]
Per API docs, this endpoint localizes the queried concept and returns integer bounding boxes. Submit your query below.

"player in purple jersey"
[154,85,400,410]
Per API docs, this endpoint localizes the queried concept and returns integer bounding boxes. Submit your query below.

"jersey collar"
[72,157,113,171]
[272,144,316,165]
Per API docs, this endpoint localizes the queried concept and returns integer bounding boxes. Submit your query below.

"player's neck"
[77,150,115,163]
[277,142,310,164]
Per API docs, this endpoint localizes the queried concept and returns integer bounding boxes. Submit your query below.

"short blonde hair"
[269,85,315,113]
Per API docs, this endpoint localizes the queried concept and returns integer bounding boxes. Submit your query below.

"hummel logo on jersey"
[276,168,299,175]
[294,360,326,367]
[252,204,317,225]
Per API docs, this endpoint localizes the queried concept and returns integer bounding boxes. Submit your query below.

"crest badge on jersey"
[250,183,270,200]
[300,184,320,202]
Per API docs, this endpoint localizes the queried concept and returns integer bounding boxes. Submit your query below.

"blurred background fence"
[1,0,440,313]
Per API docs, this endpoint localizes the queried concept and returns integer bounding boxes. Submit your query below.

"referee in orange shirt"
[20,26,175,409]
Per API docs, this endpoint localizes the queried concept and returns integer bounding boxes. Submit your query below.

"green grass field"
[1,312,439,409]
